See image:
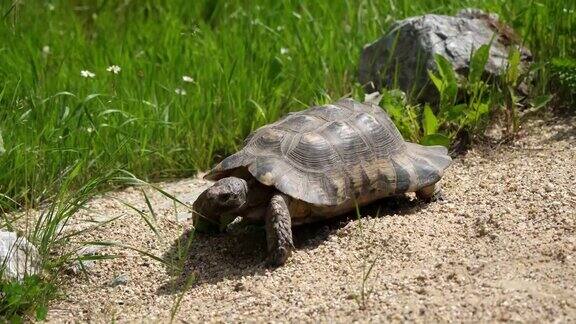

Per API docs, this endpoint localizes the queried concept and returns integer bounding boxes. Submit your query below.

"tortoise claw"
[226,216,262,236]
[429,189,445,202]
[266,246,292,267]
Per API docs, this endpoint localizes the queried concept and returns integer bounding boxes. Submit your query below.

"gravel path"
[47,116,575,323]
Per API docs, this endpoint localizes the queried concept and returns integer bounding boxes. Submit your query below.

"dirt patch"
[47,116,575,322]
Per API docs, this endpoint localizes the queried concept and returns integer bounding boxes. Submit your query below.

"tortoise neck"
[245,179,273,208]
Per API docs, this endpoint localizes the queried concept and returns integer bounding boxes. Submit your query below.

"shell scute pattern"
[352,112,404,156]
[303,103,354,121]
[320,120,372,164]
[245,128,284,157]
[277,114,324,133]
[285,132,339,173]
[207,99,451,206]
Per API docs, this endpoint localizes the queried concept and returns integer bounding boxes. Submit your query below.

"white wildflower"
[80,70,95,78]
[106,65,121,74]
[276,25,285,31]
[182,75,194,83]
[280,47,289,55]
[175,88,187,96]
[47,3,55,11]
[42,46,50,55]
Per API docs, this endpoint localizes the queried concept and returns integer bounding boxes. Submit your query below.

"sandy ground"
[46,116,575,323]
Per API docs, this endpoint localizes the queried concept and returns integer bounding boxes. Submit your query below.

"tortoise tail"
[404,142,452,189]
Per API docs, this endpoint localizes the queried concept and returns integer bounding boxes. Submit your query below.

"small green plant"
[0,163,118,321]
[421,103,451,147]
[347,204,382,311]
[381,89,422,142]
[0,167,193,321]
[551,58,576,90]
[428,54,459,110]
[497,47,524,135]
[426,49,493,143]
[551,57,576,107]
[0,275,56,321]
[383,47,494,148]
[383,41,550,149]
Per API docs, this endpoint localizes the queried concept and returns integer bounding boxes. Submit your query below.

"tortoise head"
[192,177,248,231]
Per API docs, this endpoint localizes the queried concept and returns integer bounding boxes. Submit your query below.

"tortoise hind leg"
[265,193,294,266]
[416,183,444,202]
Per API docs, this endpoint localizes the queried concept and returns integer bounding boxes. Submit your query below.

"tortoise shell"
[206,98,451,206]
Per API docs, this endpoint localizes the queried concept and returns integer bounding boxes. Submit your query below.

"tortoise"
[192,96,452,266]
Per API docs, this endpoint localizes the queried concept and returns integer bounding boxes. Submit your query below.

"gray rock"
[359,8,532,101]
[0,230,40,281]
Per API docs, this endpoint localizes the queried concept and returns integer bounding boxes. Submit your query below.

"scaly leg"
[264,193,294,266]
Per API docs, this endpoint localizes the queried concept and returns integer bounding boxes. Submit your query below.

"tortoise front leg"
[225,209,265,235]
[265,193,294,266]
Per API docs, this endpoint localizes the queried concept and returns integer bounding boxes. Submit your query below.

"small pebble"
[110,274,130,287]
[234,282,245,292]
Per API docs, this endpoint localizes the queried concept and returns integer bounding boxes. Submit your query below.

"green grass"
[0,0,574,210]
[0,166,191,321]
[0,163,104,321]
[551,57,576,107]
[0,275,56,321]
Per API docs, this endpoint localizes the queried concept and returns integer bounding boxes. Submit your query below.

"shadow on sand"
[546,116,576,143]
[156,194,425,295]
